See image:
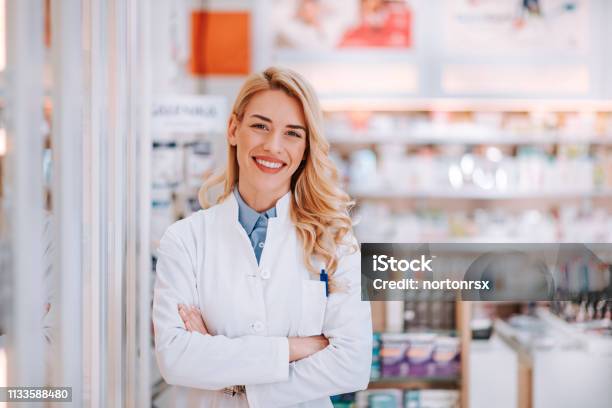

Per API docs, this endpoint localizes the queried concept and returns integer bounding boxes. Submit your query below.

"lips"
[252,155,287,174]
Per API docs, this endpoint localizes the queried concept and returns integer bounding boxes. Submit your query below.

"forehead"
[244,89,306,126]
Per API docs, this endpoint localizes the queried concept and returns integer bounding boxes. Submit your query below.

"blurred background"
[0,0,611,407]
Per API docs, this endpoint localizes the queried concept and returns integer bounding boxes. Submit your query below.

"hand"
[288,335,329,362]
[178,304,209,335]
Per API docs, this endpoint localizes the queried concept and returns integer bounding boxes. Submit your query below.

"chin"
[243,174,285,192]
[252,180,288,194]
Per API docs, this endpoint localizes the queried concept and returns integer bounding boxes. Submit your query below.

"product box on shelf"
[379,333,461,379]
[432,337,461,377]
[372,332,382,380]
[404,389,459,408]
[380,333,411,377]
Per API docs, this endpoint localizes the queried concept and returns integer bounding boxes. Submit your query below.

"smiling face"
[228,89,308,209]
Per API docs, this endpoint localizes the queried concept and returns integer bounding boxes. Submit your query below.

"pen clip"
[320,269,329,297]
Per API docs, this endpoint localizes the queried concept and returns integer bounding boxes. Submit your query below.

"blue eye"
[287,130,303,138]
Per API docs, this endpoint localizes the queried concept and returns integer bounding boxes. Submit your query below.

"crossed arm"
[177,304,329,362]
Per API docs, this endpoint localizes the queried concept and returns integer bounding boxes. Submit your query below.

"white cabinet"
[469,336,518,408]
[532,350,612,408]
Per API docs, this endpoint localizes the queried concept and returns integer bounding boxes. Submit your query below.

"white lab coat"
[153,191,372,407]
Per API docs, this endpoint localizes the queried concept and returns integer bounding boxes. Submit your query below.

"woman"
[153,67,372,407]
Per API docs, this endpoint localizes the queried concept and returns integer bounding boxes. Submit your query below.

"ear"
[227,115,239,146]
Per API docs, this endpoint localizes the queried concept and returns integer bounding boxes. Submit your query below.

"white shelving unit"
[328,132,612,146]
[325,100,612,246]
[350,188,612,200]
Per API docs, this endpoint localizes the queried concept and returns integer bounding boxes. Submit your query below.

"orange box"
[190,11,250,76]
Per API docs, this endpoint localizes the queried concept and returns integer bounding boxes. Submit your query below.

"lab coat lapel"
[213,191,294,272]
[216,193,260,271]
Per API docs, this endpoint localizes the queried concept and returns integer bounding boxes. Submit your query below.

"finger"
[195,318,208,334]
[187,309,208,334]
[189,310,207,333]
[188,307,201,320]
[185,321,193,332]
[178,306,188,323]
[180,306,194,328]
[184,309,197,325]
[185,306,195,319]
[187,310,199,327]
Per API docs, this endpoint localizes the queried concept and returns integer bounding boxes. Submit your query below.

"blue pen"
[320,269,329,297]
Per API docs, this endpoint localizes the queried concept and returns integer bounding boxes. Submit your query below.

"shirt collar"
[233,188,277,235]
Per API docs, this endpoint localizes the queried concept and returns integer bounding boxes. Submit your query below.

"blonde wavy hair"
[199,67,356,285]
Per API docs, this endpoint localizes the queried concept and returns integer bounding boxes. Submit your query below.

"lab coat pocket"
[298,280,328,336]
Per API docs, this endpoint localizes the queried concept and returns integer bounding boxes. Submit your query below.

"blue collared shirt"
[233,189,277,264]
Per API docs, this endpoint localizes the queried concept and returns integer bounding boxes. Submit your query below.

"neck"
[237,180,289,213]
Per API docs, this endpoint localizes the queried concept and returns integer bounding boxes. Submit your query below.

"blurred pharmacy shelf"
[320,98,612,113]
[536,307,612,354]
[350,188,612,200]
[328,132,612,146]
[491,306,612,408]
[364,301,472,407]
[368,376,459,390]
[302,21,612,408]
[325,105,612,216]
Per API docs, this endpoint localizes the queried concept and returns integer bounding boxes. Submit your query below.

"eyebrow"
[250,114,307,132]
[251,114,272,123]
[287,124,307,132]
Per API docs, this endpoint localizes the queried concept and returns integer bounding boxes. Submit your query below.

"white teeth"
[255,158,283,169]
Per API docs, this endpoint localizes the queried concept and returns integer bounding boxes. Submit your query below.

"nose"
[262,129,283,153]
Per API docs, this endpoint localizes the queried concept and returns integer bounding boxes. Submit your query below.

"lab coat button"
[260,269,271,279]
[251,321,264,333]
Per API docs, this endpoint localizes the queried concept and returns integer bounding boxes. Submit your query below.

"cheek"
[235,146,253,171]
[235,132,256,163]
[289,142,306,166]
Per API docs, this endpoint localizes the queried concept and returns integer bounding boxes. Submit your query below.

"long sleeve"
[153,224,290,390]
[245,245,373,407]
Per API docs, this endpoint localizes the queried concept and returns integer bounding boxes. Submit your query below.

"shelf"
[536,308,612,354]
[321,97,612,112]
[379,329,459,336]
[368,376,459,390]
[350,188,612,200]
[327,133,612,146]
